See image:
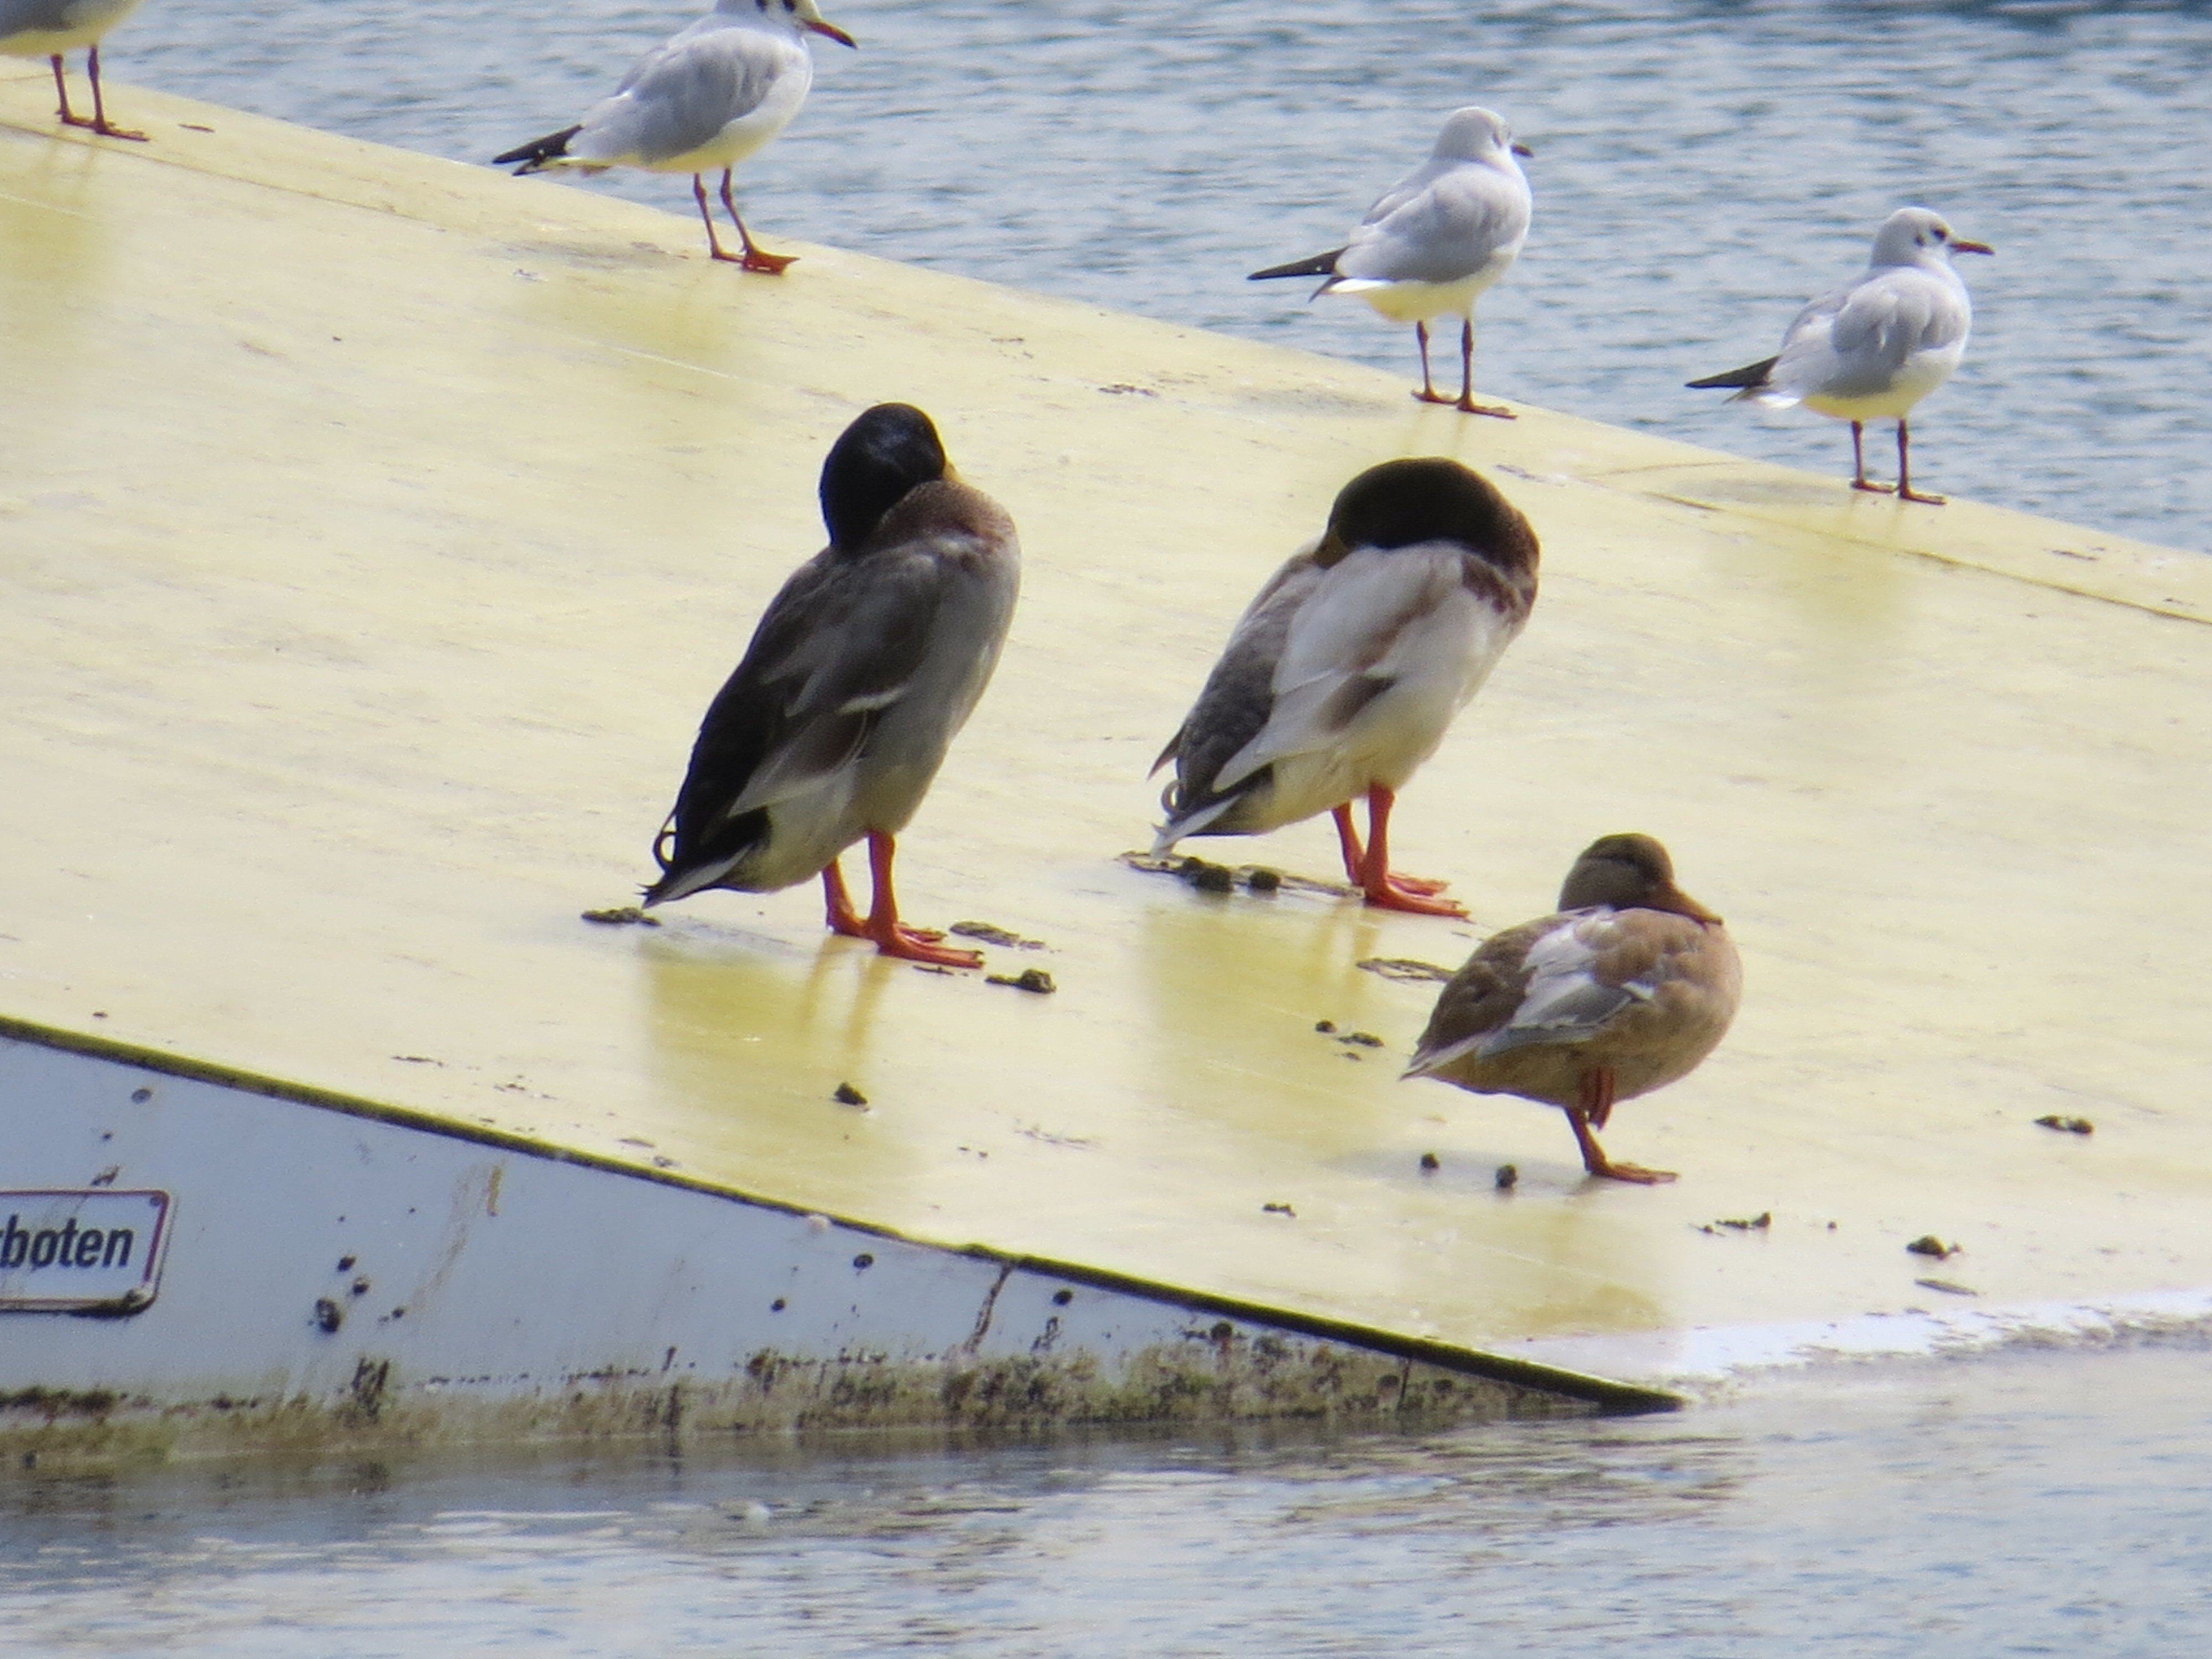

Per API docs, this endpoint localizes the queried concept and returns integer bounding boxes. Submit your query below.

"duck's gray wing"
[571,19,797,166]
[654,549,942,887]
[1153,552,1326,836]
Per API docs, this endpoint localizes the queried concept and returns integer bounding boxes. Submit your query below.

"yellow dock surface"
[7,70,2211,1375]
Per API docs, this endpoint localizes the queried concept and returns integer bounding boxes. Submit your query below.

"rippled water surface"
[113,0,2209,549]
[4,1340,2211,1655]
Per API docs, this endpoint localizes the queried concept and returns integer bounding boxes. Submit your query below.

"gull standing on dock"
[2,0,147,140]
[1250,107,1532,417]
[644,404,1020,968]
[1151,458,1538,917]
[1405,834,1740,1185]
[1688,206,1993,504]
[493,0,854,273]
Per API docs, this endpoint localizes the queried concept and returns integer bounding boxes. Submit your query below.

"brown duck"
[1403,833,1740,1183]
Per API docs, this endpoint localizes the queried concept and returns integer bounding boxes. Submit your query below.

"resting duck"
[643,403,1020,968]
[1403,834,1740,1183]
[1150,457,1538,916]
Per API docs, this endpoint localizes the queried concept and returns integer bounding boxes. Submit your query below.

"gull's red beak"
[806,17,858,47]
[1951,238,1994,255]
[1511,141,1534,158]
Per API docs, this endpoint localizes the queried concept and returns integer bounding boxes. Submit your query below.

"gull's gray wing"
[1333,160,1530,286]
[572,18,799,166]
[1769,268,1968,403]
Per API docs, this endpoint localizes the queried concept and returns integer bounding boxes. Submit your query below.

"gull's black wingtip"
[1248,248,1346,282]
[493,124,583,173]
[1686,354,1780,392]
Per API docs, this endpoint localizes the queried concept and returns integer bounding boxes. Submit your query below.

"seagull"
[2,0,148,141]
[643,404,1021,969]
[1688,206,1994,504]
[493,0,854,274]
[1404,834,1741,1185]
[1250,107,1533,417]
[1151,458,1538,917]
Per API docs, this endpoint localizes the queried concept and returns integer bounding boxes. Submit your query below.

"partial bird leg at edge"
[1566,1068,1676,1185]
[821,858,868,939]
[1895,417,1947,505]
[718,169,797,274]
[1849,420,1896,495]
[55,48,147,141]
[1353,786,1465,916]
[1454,318,1514,419]
[861,830,981,967]
[691,174,739,262]
[1411,321,1452,405]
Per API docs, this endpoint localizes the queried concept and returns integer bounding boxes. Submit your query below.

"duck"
[1250,107,1533,416]
[643,403,1020,968]
[1151,457,1537,917]
[494,0,855,273]
[3,0,148,140]
[1688,206,1993,504]
[1403,834,1741,1185]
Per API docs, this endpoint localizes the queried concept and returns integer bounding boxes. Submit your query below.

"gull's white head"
[1870,206,1992,268]
[1432,106,1533,166]
[726,0,857,46]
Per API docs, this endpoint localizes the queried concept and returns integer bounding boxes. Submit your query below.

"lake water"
[5,1333,2211,1655]
[113,0,2209,551]
[13,3,2208,1648]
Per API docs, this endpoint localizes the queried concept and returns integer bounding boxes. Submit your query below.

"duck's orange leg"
[821,858,868,938]
[861,831,981,967]
[1566,1068,1675,1184]
[1354,786,1464,915]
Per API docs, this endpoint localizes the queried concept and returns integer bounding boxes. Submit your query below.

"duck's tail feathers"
[1249,248,1346,281]
[494,124,584,174]
[1686,354,1780,395]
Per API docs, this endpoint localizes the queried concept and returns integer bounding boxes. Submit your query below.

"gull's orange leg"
[1411,321,1452,405]
[1566,1068,1675,1184]
[1849,420,1895,495]
[862,831,980,967]
[56,48,147,140]
[1454,318,1513,419]
[1332,803,1366,885]
[719,169,797,275]
[1895,418,1947,505]
[1355,786,1463,915]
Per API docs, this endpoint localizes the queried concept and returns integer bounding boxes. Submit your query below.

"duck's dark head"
[1316,457,1538,581]
[1558,832,1721,923]
[820,403,949,553]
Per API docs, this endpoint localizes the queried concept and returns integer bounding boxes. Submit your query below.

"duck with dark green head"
[1404,834,1741,1183]
[644,403,1020,968]
[1151,456,1538,916]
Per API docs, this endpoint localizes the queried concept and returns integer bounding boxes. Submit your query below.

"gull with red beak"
[1250,107,1534,417]
[494,0,855,273]
[1689,206,1994,504]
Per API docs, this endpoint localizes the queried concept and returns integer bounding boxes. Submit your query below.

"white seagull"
[1250,107,1533,418]
[494,0,854,273]
[1688,206,1994,504]
[1151,458,1538,917]
[2,0,148,140]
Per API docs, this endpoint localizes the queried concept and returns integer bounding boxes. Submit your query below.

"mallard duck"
[1250,107,1533,416]
[1688,206,1993,504]
[494,0,855,273]
[1404,834,1740,1184]
[3,0,147,140]
[1150,457,1537,917]
[643,403,1020,968]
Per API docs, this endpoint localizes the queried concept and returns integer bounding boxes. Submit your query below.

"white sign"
[0,1190,172,1312]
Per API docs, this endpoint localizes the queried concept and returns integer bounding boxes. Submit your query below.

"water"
[110,1,2208,551]
[5,1337,2211,1655]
